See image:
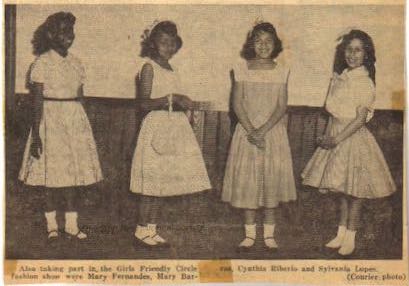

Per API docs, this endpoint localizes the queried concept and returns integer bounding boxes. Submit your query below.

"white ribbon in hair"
[336,26,359,43]
[141,19,163,40]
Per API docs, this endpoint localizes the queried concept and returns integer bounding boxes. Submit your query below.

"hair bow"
[141,19,161,40]
[336,26,359,43]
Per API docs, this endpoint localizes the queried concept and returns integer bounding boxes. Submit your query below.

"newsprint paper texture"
[3,0,408,285]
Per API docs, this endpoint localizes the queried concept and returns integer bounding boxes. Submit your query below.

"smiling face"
[345,38,365,69]
[50,21,75,53]
[254,31,275,59]
[154,32,178,61]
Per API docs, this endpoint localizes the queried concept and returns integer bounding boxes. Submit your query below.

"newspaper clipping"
[4,0,408,285]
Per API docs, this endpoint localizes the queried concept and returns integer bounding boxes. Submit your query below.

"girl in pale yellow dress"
[222,22,297,251]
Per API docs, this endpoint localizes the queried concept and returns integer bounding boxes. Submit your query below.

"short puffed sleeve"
[352,76,376,121]
[30,55,48,83]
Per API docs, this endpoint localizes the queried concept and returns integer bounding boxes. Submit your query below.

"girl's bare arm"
[257,81,288,136]
[334,107,368,144]
[232,78,255,133]
[30,82,44,158]
[137,63,169,112]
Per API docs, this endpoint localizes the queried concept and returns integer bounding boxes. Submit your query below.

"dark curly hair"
[241,22,283,60]
[31,12,76,56]
[333,29,376,84]
[140,21,183,58]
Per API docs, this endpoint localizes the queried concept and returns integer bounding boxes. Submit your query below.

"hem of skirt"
[221,198,297,209]
[130,186,211,197]
[303,182,397,199]
[18,178,103,188]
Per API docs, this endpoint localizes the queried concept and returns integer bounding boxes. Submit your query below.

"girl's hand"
[319,136,338,149]
[248,128,266,142]
[173,94,194,110]
[30,134,43,159]
[247,129,266,150]
[247,135,266,149]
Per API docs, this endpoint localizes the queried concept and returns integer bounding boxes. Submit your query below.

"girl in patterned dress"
[302,30,396,256]
[19,12,103,240]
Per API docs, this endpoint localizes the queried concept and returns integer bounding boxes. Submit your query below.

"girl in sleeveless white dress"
[19,12,102,241]
[302,30,396,256]
[222,22,297,251]
[130,21,210,248]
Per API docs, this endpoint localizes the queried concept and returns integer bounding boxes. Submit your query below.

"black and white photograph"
[4,2,407,285]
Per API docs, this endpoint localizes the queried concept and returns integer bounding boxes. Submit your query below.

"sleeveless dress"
[302,66,396,198]
[130,59,211,196]
[222,60,297,209]
[19,50,103,188]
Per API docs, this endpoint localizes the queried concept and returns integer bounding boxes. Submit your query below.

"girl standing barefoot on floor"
[222,22,297,251]
[302,29,396,256]
[19,12,103,240]
[130,20,211,248]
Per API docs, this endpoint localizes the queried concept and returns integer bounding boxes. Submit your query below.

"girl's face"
[345,38,365,69]
[254,31,275,59]
[154,32,177,60]
[51,21,75,52]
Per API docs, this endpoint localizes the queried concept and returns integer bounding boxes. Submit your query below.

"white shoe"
[325,225,346,248]
[238,237,255,248]
[135,225,158,246]
[147,224,167,244]
[338,229,356,256]
[264,224,278,249]
[238,224,256,249]
[65,212,87,240]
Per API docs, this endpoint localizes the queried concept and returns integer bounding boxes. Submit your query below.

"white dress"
[19,50,103,188]
[130,59,211,196]
[222,60,297,209]
[302,66,396,198]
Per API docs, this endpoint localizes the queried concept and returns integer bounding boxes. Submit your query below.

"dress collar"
[335,66,369,81]
[49,49,72,62]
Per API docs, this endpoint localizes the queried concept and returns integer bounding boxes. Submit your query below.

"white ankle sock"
[45,211,58,233]
[263,224,278,248]
[239,224,256,247]
[338,229,356,255]
[326,225,346,248]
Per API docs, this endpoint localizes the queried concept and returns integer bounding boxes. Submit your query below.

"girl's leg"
[347,198,363,231]
[146,197,167,244]
[64,187,87,239]
[44,188,59,238]
[135,195,159,246]
[326,195,348,248]
[263,208,278,248]
[339,197,363,255]
[239,209,257,248]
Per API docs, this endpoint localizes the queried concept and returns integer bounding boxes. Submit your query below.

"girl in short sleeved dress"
[19,12,102,240]
[302,30,396,255]
[222,22,297,250]
[130,21,211,248]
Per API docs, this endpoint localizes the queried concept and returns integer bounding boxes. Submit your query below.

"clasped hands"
[247,128,266,150]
